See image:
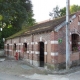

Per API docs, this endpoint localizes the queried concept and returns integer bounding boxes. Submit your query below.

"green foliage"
[49,5,80,18]
[2,27,20,38]
[0,15,3,21]
[7,24,12,28]
[49,6,60,19]
[70,5,80,14]
[60,7,66,17]
[0,0,35,49]
[0,0,35,28]
[22,11,35,29]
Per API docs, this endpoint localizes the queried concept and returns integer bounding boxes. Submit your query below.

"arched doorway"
[13,43,16,50]
[39,42,44,67]
[13,43,17,58]
[23,43,27,51]
[23,43,27,58]
[72,34,79,51]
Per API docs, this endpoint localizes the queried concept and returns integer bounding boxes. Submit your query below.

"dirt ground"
[0,57,46,76]
[0,57,80,80]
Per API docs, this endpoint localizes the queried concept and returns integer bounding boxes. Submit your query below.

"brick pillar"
[44,41,48,63]
[46,41,51,63]
[51,40,58,69]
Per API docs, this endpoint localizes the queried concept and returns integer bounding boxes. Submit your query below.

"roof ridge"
[37,19,51,24]
[6,12,78,39]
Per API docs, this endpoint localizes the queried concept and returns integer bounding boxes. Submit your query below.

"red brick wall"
[4,12,80,68]
[5,39,12,56]
[56,14,80,64]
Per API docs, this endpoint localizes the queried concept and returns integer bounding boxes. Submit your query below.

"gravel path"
[0,57,46,76]
[0,57,80,80]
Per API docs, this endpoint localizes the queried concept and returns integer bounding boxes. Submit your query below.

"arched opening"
[13,43,16,50]
[72,34,79,51]
[23,43,27,51]
[39,42,44,67]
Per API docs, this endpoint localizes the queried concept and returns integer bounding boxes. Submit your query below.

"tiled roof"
[7,13,75,39]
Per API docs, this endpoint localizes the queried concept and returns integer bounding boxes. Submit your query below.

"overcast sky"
[31,0,80,22]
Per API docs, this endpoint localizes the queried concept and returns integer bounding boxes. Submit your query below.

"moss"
[6,27,31,39]
[6,13,75,40]
[45,63,55,70]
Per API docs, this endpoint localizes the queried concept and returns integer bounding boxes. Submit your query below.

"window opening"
[13,43,16,50]
[72,34,79,51]
[23,43,27,51]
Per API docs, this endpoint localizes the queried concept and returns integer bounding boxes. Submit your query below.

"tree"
[0,0,35,49]
[22,11,35,29]
[49,5,80,18]
[60,7,66,17]
[0,0,35,29]
[49,6,60,19]
[70,5,80,14]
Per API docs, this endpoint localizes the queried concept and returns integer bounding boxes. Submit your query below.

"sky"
[31,0,80,22]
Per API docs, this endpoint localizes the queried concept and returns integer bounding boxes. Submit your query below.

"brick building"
[4,11,80,69]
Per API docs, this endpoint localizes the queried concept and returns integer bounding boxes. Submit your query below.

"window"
[7,44,9,50]
[72,34,79,51]
[13,43,16,50]
[23,43,27,51]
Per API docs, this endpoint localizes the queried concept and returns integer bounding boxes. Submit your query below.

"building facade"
[4,12,80,69]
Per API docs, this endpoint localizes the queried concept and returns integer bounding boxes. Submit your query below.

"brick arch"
[71,32,79,35]
[39,36,46,42]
